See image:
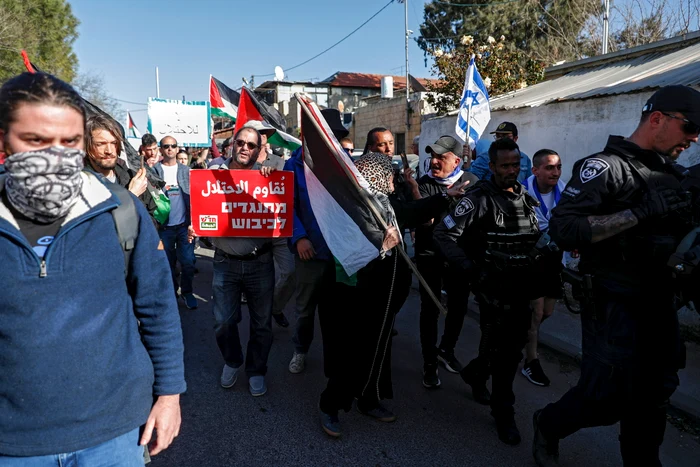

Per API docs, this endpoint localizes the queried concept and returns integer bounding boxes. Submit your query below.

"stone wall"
[350,92,428,153]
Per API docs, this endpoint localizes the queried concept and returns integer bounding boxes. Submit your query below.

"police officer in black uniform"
[434,137,542,445]
[532,85,700,467]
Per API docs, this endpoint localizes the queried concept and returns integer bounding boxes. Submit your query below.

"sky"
[69,0,436,131]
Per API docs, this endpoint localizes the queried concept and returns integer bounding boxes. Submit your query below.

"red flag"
[232,87,264,136]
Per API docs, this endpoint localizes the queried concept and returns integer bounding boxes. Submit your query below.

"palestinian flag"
[234,87,301,151]
[209,75,239,121]
[296,93,384,276]
[127,112,141,138]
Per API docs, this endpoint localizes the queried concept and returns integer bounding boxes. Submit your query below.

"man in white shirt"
[154,136,197,310]
[522,149,565,387]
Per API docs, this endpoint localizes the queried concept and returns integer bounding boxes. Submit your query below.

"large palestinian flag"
[209,75,239,121]
[296,93,384,276]
[234,87,301,151]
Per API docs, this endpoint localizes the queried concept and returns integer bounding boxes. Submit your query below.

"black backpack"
[107,183,139,277]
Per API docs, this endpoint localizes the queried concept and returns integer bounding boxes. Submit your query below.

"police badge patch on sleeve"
[454,197,475,217]
[579,158,610,183]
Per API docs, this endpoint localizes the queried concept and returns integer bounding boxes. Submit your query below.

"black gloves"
[631,188,689,221]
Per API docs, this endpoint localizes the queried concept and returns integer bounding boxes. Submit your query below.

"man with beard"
[84,115,157,219]
[434,137,541,445]
[533,85,700,467]
[416,135,478,388]
[207,127,277,398]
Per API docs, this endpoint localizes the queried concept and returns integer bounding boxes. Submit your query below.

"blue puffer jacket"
[284,148,331,260]
[0,172,186,456]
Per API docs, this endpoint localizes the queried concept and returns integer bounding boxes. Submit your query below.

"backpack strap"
[107,183,140,277]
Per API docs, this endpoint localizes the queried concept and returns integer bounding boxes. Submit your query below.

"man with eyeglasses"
[207,127,277,397]
[154,135,197,310]
[468,122,532,183]
[533,85,700,467]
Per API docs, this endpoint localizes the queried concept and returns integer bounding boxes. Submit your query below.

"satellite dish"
[274,66,285,81]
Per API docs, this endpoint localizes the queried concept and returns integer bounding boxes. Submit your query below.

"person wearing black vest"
[416,136,478,388]
[532,86,700,467]
[434,137,541,446]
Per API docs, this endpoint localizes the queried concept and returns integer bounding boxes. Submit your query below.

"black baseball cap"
[425,135,463,156]
[643,85,700,126]
[490,121,518,137]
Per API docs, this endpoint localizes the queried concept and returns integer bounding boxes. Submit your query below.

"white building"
[420,32,700,182]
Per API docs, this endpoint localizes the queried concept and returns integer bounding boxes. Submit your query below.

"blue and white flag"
[455,57,490,149]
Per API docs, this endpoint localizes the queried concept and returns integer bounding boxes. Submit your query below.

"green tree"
[0,0,79,82]
[426,35,545,115]
[417,0,603,66]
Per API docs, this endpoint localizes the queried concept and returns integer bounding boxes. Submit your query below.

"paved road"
[155,250,700,467]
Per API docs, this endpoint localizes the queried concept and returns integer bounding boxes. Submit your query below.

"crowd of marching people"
[1,69,699,467]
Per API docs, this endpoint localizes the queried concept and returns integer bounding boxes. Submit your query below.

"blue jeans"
[0,428,144,466]
[159,223,195,295]
[212,249,274,376]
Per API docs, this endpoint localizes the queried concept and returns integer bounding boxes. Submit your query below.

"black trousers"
[317,266,356,415]
[462,296,530,419]
[417,254,469,364]
[537,292,681,466]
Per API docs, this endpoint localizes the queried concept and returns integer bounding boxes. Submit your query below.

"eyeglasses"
[161,144,178,149]
[342,147,353,155]
[660,112,700,135]
[235,139,259,150]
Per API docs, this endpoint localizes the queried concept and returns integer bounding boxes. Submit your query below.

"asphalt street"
[154,250,700,467]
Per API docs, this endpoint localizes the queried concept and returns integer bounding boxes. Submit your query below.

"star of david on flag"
[455,57,491,149]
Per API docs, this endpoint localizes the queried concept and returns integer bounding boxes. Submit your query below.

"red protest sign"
[190,169,294,237]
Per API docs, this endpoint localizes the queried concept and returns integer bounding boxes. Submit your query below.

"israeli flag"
[455,57,490,149]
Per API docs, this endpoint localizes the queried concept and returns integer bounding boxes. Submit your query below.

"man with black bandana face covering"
[434,137,542,446]
[532,85,700,467]
[0,73,186,462]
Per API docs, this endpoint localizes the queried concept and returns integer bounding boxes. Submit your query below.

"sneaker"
[182,293,198,310]
[289,352,306,374]
[422,362,441,389]
[273,312,290,328]
[220,364,239,388]
[249,376,267,397]
[437,348,462,374]
[358,403,397,423]
[460,367,491,405]
[495,416,521,446]
[320,410,341,438]
[522,359,551,387]
[533,409,559,466]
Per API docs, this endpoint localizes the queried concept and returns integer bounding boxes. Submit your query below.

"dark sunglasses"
[661,112,700,135]
[235,139,259,150]
[161,144,178,149]
[342,147,353,155]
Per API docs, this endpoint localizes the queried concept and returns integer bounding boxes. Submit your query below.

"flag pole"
[295,93,448,316]
[464,54,476,150]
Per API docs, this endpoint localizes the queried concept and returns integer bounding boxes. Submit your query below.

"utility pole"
[402,0,412,139]
[602,0,610,54]
[155,66,160,98]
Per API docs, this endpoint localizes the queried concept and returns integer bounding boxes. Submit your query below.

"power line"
[114,98,147,106]
[254,0,396,78]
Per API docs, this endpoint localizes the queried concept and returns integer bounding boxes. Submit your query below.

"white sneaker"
[221,364,239,388]
[288,352,306,374]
